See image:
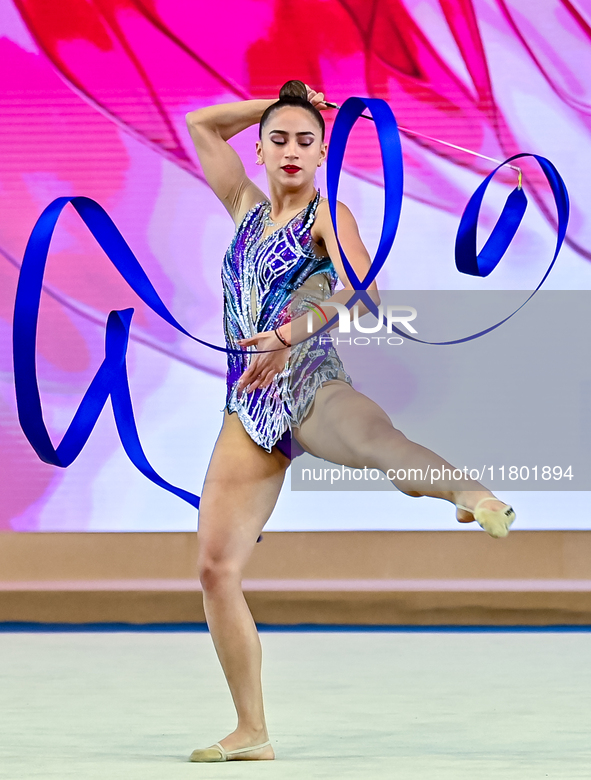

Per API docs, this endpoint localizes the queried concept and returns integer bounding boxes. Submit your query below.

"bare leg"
[294,380,508,522]
[194,408,290,760]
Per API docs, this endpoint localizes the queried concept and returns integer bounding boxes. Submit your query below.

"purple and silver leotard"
[221,190,353,458]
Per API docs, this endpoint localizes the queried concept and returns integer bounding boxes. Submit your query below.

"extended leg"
[293,380,508,521]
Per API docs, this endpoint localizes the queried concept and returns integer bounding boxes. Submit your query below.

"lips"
[282,165,301,174]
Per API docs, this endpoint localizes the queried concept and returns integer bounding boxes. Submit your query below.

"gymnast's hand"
[304,84,330,111]
[235,331,290,394]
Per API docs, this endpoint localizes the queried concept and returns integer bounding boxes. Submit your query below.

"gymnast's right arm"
[185,100,273,225]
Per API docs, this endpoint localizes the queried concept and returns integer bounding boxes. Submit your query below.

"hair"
[259,80,326,141]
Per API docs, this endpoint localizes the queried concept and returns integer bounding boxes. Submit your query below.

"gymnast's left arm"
[277,200,381,347]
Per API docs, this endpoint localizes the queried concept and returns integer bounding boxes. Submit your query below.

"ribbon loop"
[456,184,528,277]
[455,154,569,281]
[326,97,404,290]
[12,199,204,506]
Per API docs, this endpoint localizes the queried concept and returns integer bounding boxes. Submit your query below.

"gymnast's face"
[256,107,327,190]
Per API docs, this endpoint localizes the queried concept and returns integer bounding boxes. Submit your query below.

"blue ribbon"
[12,98,569,519]
[326,97,403,291]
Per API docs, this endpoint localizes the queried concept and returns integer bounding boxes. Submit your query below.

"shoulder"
[233,197,269,234]
[311,197,359,244]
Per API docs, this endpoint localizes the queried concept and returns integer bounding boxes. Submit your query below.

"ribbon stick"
[324,100,523,178]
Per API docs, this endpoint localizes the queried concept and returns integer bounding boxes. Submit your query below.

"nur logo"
[303,301,418,334]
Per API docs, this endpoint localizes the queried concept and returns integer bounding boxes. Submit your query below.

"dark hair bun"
[259,80,325,140]
[279,80,308,101]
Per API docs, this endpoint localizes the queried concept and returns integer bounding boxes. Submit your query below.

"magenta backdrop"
[1,0,590,531]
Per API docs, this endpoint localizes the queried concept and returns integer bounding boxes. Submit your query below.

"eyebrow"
[268,130,316,136]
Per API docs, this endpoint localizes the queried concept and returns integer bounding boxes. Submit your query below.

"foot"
[454,492,508,524]
[191,728,275,762]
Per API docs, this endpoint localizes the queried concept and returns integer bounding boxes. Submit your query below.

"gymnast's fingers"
[311,91,328,110]
[237,356,262,389]
[245,371,266,393]
[260,368,278,389]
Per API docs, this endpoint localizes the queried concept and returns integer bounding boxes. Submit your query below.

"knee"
[198,553,241,594]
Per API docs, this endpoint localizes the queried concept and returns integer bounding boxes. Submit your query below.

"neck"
[267,182,317,219]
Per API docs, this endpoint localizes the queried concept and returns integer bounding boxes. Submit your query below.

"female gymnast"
[184,80,516,762]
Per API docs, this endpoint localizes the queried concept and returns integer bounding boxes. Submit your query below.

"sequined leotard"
[221,190,353,457]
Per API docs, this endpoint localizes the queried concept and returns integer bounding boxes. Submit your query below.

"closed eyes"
[271,138,313,146]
